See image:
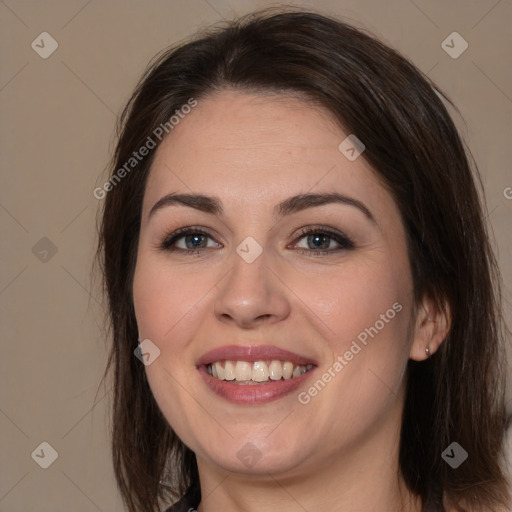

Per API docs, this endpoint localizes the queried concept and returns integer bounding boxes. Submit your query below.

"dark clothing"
[164,486,201,512]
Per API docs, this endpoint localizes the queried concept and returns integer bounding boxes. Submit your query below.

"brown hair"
[97,8,510,512]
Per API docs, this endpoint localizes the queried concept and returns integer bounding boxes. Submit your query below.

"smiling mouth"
[197,345,317,403]
[206,360,314,384]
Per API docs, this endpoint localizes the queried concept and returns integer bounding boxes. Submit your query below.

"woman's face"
[133,90,417,477]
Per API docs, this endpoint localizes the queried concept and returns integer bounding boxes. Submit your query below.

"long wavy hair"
[97,8,510,512]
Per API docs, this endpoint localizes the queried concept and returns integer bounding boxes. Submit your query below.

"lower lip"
[198,366,315,405]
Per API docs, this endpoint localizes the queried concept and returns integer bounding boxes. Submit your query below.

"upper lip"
[196,345,317,367]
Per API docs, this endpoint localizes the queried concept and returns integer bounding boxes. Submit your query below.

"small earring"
[425,346,431,358]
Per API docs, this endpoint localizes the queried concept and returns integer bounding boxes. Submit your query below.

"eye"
[160,226,353,256]
[161,227,222,254]
[292,227,354,255]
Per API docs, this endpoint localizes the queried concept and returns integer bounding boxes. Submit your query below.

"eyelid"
[160,226,222,250]
[295,225,348,237]
[290,225,355,248]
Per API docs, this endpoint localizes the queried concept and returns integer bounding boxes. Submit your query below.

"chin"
[196,430,311,476]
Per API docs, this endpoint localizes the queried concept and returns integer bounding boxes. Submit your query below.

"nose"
[213,251,291,329]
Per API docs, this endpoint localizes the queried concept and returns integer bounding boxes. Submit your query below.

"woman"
[98,8,511,512]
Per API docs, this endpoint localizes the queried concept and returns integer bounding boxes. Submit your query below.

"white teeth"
[207,359,312,382]
[268,360,283,380]
[224,361,236,380]
[235,361,252,381]
[252,361,269,382]
[282,361,294,379]
[214,361,225,379]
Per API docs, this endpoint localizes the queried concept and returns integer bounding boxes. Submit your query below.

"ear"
[409,295,451,361]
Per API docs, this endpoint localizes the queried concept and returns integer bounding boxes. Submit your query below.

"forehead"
[143,90,391,219]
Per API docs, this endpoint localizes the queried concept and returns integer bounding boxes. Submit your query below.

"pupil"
[186,234,205,249]
[308,234,329,250]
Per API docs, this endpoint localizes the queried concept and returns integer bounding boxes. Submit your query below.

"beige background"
[1,1,511,510]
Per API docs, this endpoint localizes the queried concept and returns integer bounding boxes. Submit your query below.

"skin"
[132,90,450,511]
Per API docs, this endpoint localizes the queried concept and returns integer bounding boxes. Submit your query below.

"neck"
[196,396,421,512]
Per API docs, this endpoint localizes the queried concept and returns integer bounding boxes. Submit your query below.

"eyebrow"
[148,192,376,223]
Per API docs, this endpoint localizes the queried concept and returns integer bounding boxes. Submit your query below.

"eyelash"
[160,225,355,256]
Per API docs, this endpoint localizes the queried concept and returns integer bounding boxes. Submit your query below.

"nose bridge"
[222,247,271,306]
[213,245,290,327]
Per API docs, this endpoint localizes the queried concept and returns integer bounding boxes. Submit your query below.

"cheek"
[132,256,209,390]
[132,256,216,447]
[294,257,412,418]
[298,256,410,352]
[132,254,212,342]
